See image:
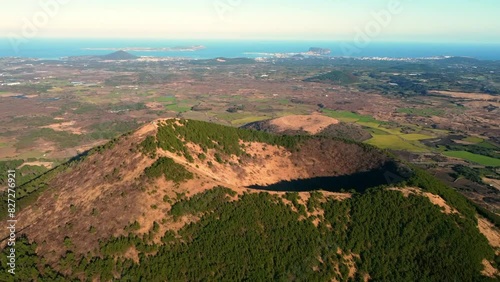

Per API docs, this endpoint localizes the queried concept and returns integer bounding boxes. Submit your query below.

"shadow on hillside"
[247,162,404,193]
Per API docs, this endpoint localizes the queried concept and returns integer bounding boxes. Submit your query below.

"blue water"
[1,38,499,60]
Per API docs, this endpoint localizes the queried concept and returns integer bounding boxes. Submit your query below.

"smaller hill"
[242,114,371,142]
[101,50,138,60]
[269,114,339,134]
[318,123,372,142]
[242,114,338,135]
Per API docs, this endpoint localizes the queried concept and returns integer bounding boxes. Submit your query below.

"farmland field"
[443,151,500,167]
[400,134,435,141]
[365,135,429,152]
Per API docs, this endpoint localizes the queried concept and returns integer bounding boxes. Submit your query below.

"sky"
[1,0,500,43]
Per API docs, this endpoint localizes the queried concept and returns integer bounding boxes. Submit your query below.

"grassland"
[231,116,270,126]
[322,109,377,123]
[366,128,391,135]
[462,136,484,144]
[443,151,500,167]
[322,109,434,152]
[400,134,435,141]
[366,135,429,152]
[165,104,191,113]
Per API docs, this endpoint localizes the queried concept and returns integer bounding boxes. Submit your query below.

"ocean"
[1,38,499,60]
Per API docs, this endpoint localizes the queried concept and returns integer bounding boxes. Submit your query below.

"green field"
[322,110,434,152]
[462,136,484,144]
[231,116,270,126]
[377,126,403,135]
[400,134,435,141]
[154,96,176,103]
[322,109,378,123]
[165,104,191,113]
[277,98,291,105]
[357,121,403,135]
[217,112,251,122]
[367,128,391,135]
[365,135,428,152]
[356,121,382,128]
[443,151,500,167]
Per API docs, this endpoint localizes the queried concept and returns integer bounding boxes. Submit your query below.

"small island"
[307,47,331,55]
[83,45,206,52]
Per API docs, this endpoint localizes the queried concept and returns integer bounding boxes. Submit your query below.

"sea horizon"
[1,38,499,61]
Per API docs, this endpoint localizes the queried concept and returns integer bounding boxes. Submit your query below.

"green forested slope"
[2,186,496,281]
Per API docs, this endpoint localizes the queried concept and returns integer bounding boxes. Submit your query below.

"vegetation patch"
[165,104,191,113]
[156,119,305,159]
[88,120,139,140]
[322,109,377,123]
[6,182,494,281]
[139,136,157,158]
[231,116,270,126]
[304,70,359,85]
[463,136,485,144]
[170,186,237,218]
[451,165,484,184]
[400,134,435,141]
[443,151,500,167]
[17,128,81,149]
[144,157,194,183]
[366,135,428,152]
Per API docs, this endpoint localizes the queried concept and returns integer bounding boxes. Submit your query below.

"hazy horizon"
[2,0,500,43]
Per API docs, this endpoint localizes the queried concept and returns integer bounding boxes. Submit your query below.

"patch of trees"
[191,104,213,111]
[132,192,332,281]
[88,120,139,140]
[304,70,358,85]
[407,167,477,220]
[389,76,429,95]
[99,234,158,257]
[170,186,237,219]
[307,191,323,212]
[344,190,492,281]
[318,123,372,142]
[0,157,80,221]
[138,136,157,158]
[144,157,193,183]
[156,119,306,160]
[226,104,245,113]
[0,235,65,281]
[283,192,306,215]
[451,165,484,184]
[0,160,49,187]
